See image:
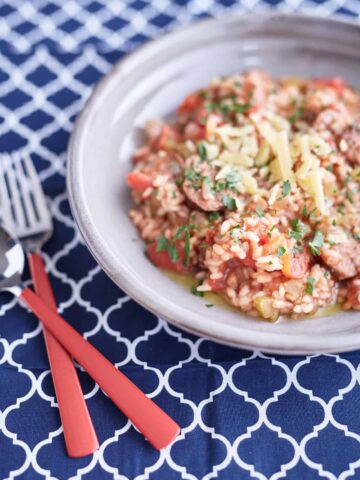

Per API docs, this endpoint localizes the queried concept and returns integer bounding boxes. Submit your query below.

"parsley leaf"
[306,276,315,295]
[184,230,190,266]
[157,224,196,265]
[308,231,324,256]
[282,180,291,198]
[156,236,169,252]
[173,224,197,266]
[233,103,250,113]
[255,207,264,218]
[214,180,226,192]
[276,246,286,257]
[223,195,237,211]
[173,224,188,242]
[289,218,306,242]
[205,304,214,308]
[288,107,304,125]
[197,142,207,161]
[208,212,220,223]
[191,281,204,297]
[226,170,242,189]
[345,191,353,203]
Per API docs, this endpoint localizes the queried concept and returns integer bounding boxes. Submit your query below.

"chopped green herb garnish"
[306,276,315,295]
[223,195,237,211]
[214,180,226,192]
[205,304,214,308]
[332,219,337,226]
[268,224,276,238]
[197,142,207,161]
[255,207,264,217]
[233,102,250,113]
[289,218,306,242]
[156,236,169,252]
[183,230,190,266]
[205,101,217,112]
[219,104,230,116]
[345,191,353,203]
[282,180,291,198]
[288,107,304,125]
[301,205,316,220]
[191,281,204,297]
[324,271,330,278]
[175,176,184,186]
[337,203,346,214]
[276,246,286,257]
[226,170,242,189]
[353,233,360,241]
[326,165,334,172]
[208,212,220,223]
[157,224,197,266]
[168,243,179,262]
[290,218,306,232]
[199,90,208,100]
[308,230,324,256]
[184,168,198,181]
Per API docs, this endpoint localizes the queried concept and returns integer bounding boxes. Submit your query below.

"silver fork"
[0,153,99,457]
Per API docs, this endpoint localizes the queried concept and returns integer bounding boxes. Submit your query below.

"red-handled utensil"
[0,153,99,457]
[0,228,180,450]
[29,253,99,456]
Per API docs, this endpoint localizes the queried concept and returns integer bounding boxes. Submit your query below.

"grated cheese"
[272,130,295,182]
[218,151,254,167]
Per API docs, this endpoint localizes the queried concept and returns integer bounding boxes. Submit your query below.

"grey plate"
[67,13,360,354]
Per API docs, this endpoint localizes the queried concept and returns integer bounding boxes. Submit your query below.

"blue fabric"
[0,1,360,479]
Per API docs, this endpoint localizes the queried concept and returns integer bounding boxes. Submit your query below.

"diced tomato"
[312,77,346,96]
[282,251,310,280]
[127,171,153,192]
[183,121,206,141]
[178,92,203,114]
[146,243,191,274]
[154,125,179,150]
[194,107,210,124]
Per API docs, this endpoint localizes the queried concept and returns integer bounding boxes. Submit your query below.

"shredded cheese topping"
[210,115,331,213]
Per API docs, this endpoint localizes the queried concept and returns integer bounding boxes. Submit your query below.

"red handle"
[29,253,99,457]
[20,286,180,450]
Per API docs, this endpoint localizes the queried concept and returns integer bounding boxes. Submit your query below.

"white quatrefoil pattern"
[0,1,359,479]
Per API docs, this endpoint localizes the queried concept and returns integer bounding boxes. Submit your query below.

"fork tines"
[0,153,52,238]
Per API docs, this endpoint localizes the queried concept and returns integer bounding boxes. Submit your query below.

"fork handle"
[20,285,180,450]
[28,253,99,457]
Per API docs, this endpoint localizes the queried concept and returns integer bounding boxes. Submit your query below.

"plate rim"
[67,12,360,354]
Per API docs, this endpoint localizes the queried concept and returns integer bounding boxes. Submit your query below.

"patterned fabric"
[0,1,359,479]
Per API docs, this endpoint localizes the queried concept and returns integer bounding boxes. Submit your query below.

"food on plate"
[127,70,360,321]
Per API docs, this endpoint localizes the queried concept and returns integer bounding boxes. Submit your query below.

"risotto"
[127,70,360,321]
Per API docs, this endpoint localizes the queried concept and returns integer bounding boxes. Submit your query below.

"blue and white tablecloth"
[0,1,360,479]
